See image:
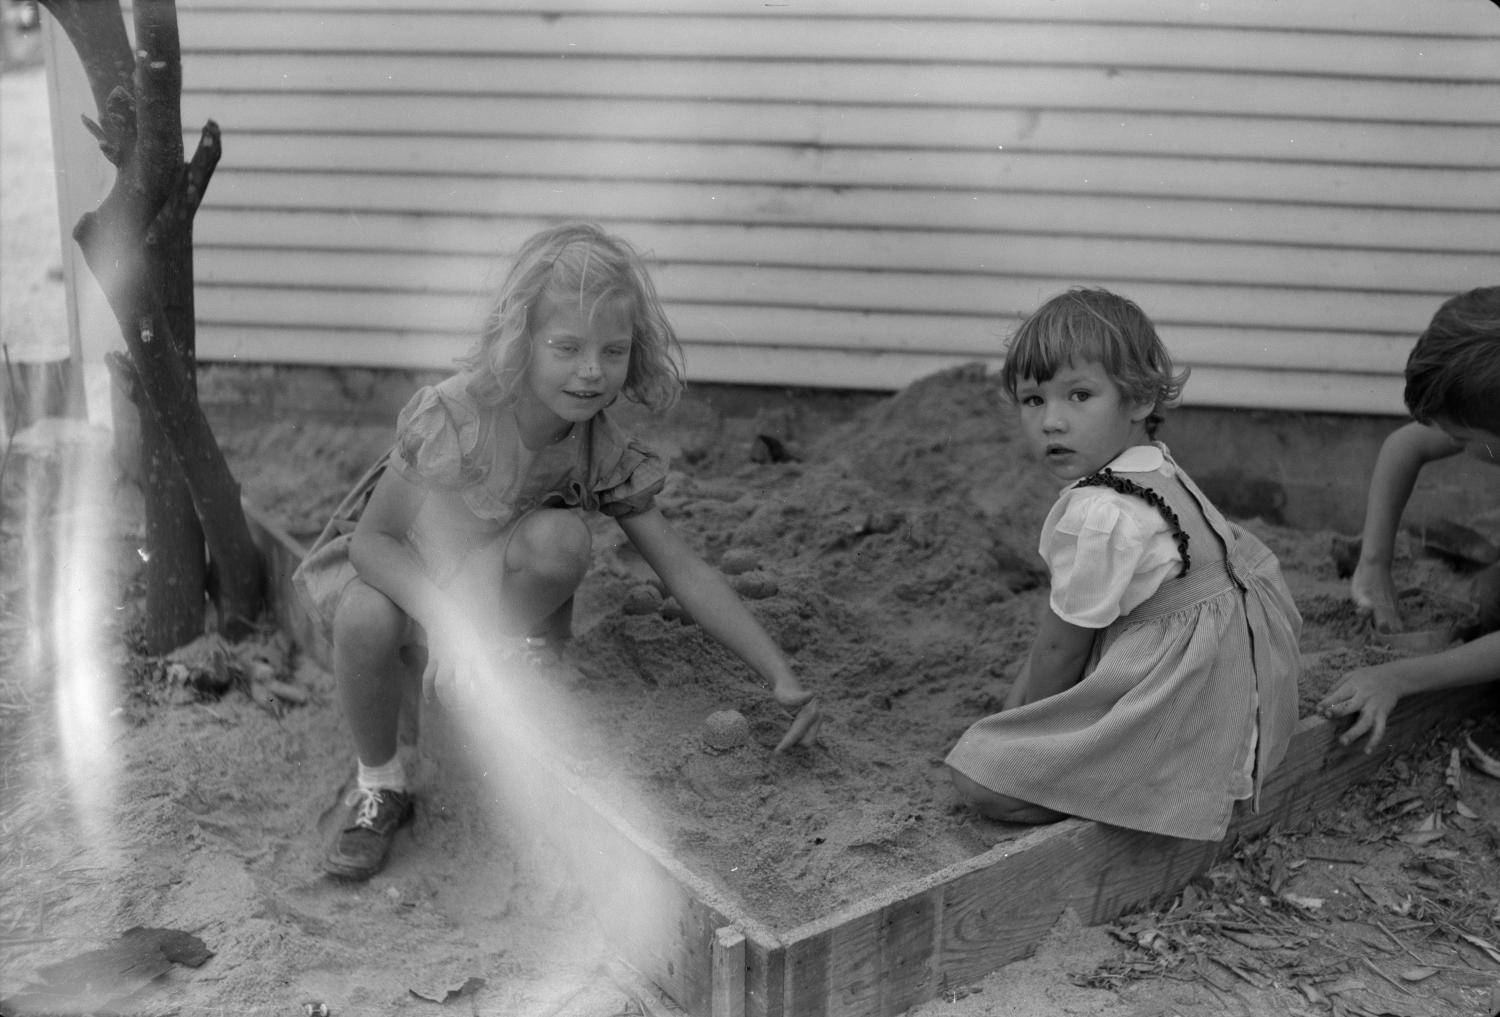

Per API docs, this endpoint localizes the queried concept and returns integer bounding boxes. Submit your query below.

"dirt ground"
[5,52,1500,1017]
[5,366,1500,1017]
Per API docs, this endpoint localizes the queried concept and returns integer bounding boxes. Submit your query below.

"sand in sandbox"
[222,364,1491,932]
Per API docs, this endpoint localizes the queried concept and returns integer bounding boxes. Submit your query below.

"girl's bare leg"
[333,579,416,766]
[950,768,1068,825]
[462,509,592,638]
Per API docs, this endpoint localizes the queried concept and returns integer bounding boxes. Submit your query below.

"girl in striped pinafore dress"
[946,288,1301,841]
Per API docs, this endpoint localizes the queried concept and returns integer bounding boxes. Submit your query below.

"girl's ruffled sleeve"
[575,411,669,518]
[390,383,486,491]
[597,438,669,517]
[1041,486,1181,628]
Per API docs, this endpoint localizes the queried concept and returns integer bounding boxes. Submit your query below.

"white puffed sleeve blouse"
[1040,444,1186,628]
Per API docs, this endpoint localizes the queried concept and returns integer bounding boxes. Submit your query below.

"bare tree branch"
[38,0,132,114]
[45,0,265,644]
[132,0,184,197]
[156,121,221,235]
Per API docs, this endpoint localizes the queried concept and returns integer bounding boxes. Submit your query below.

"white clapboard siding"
[207,137,1500,212]
[197,176,1500,255]
[56,0,1498,412]
[196,215,1497,293]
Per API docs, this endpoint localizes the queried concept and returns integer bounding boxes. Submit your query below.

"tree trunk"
[108,352,204,649]
[40,0,264,648]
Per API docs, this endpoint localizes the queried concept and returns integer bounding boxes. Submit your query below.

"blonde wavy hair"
[461,222,684,412]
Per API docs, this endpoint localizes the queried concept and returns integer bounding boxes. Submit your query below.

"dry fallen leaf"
[1458,931,1500,965]
[1354,878,1412,915]
[1135,928,1170,954]
[408,975,486,1003]
[1375,788,1426,816]
[1281,891,1325,911]
[1466,733,1500,779]
[1221,930,1288,951]
[1397,812,1446,847]
[1320,976,1366,995]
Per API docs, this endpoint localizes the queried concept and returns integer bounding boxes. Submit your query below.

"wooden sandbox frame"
[247,505,1488,1017]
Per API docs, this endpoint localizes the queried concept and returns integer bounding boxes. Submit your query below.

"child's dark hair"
[1404,286,1500,434]
[999,287,1189,437]
[461,222,685,412]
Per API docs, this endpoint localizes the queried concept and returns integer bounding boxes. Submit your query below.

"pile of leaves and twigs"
[120,625,309,722]
[1079,726,1500,1017]
[0,431,314,747]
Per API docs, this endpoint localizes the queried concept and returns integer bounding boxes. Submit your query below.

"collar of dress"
[1100,443,1170,475]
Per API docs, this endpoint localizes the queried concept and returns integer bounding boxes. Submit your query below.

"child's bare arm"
[1353,422,1463,629]
[618,507,821,751]
[1318,629,1500,752]
[1009,608,1093,708]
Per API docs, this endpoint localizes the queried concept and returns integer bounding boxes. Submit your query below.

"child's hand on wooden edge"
[773,685,823,753]
[1316,666,1401,754]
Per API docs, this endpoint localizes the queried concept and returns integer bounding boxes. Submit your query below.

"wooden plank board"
[192,213,1497,299]
[178,100,1500,166]
[783,892,940,1017]
[773,684,1493,1016]
[200,137,1500,211]
[177,24,1496,81]
[745,935,784,1017]
[187,291,1423,373]
[192,246,1481,324]
[240,502,327,666]
[189,268,1449,336]
[176,0,1500,37]
[192,175,1500,250]
[196,326,1408,413]
[178,67,1500,124]
[527,756,766,1016]
[712,928,747,1017]
[173,8,1500,71]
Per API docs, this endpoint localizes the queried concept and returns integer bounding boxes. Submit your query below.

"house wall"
[47,0,1500,419]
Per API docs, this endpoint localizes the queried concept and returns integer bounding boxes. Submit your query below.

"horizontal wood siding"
[140,0,1500,410]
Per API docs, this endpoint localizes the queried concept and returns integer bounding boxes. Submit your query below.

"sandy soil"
[5,366,1500,1017]
[5,51,1500,1017]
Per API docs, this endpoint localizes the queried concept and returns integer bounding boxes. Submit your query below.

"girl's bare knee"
[333,581,407,664]
[508,510,592,584]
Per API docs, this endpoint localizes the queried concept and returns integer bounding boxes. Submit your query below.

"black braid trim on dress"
[1074,468,1191,573]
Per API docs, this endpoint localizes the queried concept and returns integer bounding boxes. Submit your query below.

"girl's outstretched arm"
[1317,630,1500,753]
[617,507,821,751]
[1008,607,1093,709]
[1353,421,1462,630]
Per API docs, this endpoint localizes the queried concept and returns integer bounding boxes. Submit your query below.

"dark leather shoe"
[323,787,414,880]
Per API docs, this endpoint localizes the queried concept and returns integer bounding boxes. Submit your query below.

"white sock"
[357,755,407,793]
